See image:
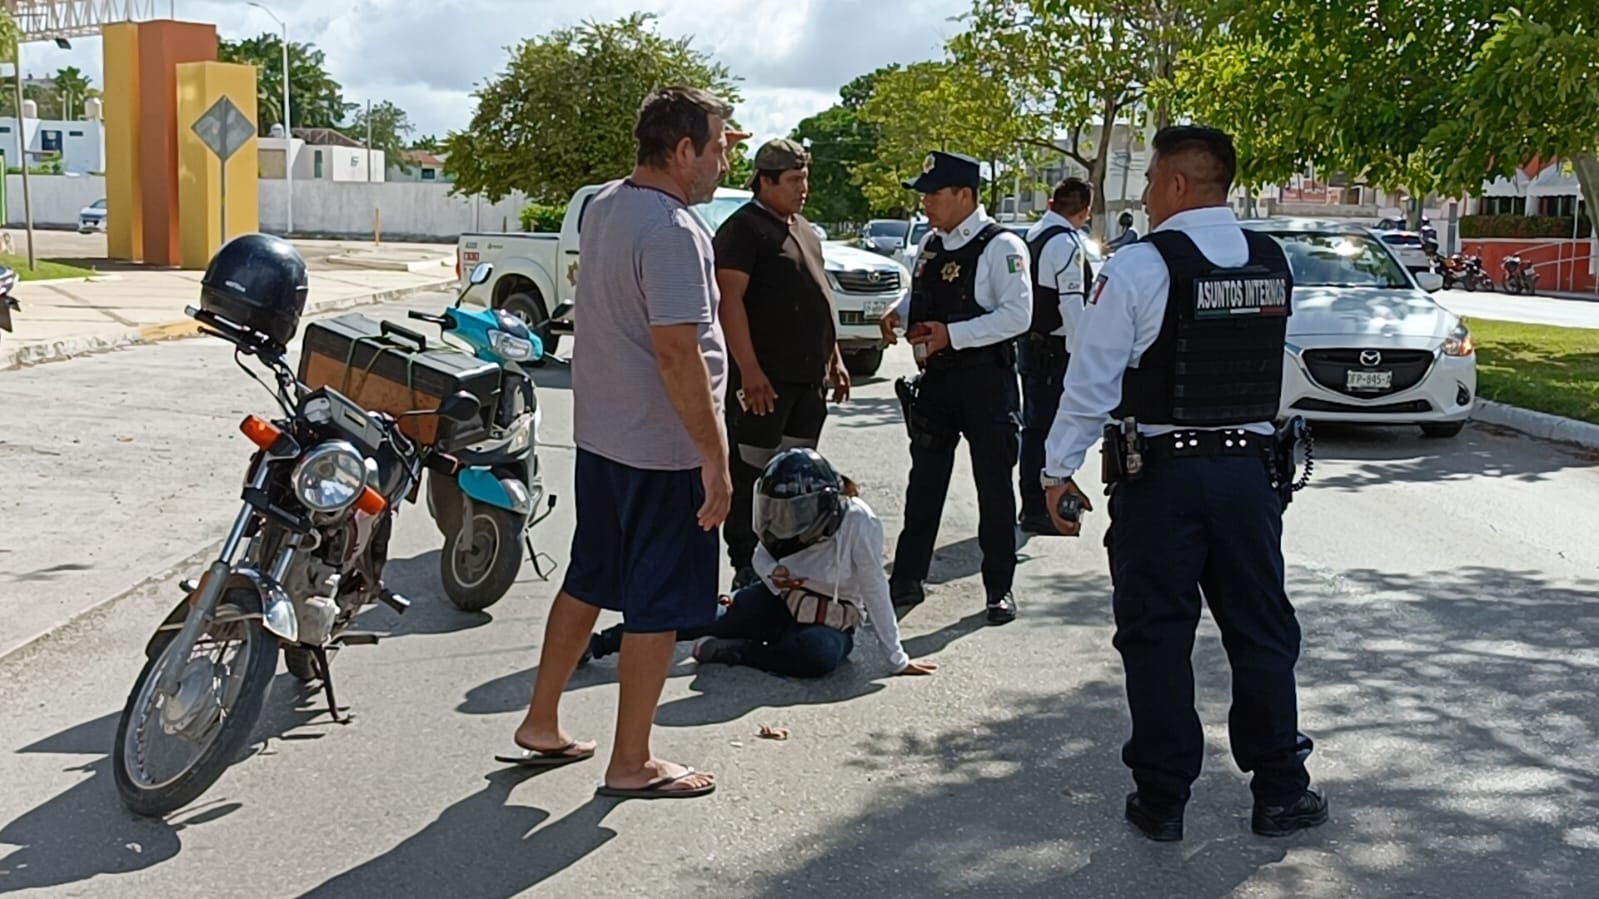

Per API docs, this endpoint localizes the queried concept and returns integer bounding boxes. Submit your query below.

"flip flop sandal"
[494,740,595,768]
[595,769,716,800]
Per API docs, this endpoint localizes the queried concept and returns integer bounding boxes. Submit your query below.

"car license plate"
[1346,370,1392,391]
[862,299,890,318]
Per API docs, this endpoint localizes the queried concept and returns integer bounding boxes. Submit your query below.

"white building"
[0,98,106,174]
[258,126,385,183]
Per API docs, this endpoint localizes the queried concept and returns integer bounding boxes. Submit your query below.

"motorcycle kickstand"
[525,533,556,581]
[312,646,352,725]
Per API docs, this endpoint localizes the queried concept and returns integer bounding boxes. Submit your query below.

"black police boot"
[889,579,925,619]
[1018,512,1062,536]
[1252,789,1329,837]
[985,591,1018,625]
[1125,792,1184,842]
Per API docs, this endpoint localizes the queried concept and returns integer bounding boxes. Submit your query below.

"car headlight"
[291,441,366,512]
[489,329,535,361]
[1442,321,1475,357]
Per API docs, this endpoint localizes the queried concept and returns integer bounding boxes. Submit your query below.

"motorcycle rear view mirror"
[436,391,481,424]
[469,262,493,285]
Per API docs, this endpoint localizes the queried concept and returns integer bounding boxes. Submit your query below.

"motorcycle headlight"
[489,329,535,361]
[1442,321,1475,357]
[291,441,367,512]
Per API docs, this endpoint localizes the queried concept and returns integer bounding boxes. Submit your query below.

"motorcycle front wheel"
[112,586,278,817]
[440,506,525,612]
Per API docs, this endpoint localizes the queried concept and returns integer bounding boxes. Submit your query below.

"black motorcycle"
[1503,254,1538,295]
[0,263,19,344]
[112,302,480,817]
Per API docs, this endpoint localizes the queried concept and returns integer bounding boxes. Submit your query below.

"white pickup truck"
[454,185,907,376]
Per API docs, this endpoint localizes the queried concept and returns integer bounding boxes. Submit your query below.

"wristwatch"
[1040,473,1071,489]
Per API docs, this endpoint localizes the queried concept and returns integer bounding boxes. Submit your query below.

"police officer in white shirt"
[878,150,1032,624]
[1017,177,1094,535]
[1039,125,1327,841]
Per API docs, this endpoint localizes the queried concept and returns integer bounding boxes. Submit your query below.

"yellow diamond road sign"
[192,96,255,163]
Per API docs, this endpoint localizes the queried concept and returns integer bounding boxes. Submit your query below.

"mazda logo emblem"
[1359,350,1382,367]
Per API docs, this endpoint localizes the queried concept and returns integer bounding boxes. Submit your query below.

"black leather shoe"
[890,579,925,619]
[1252,788,1329,837]
[1125,792,1183,842]
[1019,513,1062,536]
[985,592,1018,624]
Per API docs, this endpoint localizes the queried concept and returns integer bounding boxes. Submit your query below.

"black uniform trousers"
[1106,451,1313,810]
[892,359,1020,598]
[1017,335,1070,520]
[723,380,828,571]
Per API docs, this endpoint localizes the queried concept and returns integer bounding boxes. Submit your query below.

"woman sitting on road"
[583,448,938,679]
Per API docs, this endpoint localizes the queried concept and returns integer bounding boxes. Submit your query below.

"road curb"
[0,279,455,370]
[1471,400,1599,451]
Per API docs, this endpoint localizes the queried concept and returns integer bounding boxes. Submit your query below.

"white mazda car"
[1242,218,1478,438]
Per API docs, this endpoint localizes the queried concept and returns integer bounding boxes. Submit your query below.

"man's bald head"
[1140,125,1238,228]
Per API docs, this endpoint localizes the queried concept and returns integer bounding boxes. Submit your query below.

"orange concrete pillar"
[98,20,219,265]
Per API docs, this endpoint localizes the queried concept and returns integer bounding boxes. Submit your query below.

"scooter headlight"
[291,441,366,512]
[489,329,535,361]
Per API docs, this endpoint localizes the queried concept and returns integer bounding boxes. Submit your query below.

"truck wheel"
[843,347,884,378]
[500,291,560,356]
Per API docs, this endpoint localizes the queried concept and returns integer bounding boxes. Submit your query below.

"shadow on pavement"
[1302,421,1598,491]
[295,769,620,899]
[723,561,1599,897]
[0,679,337,894]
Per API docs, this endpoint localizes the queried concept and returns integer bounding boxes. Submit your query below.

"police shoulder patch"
[1087,274,1109,306]
[1006,254,1024,274]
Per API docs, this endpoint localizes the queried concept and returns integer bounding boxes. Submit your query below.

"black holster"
[1100,419,1146,489]
[895,372,958,451]
[1271,415,1311,510]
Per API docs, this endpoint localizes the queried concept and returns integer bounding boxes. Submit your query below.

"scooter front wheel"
[440,507,525,612]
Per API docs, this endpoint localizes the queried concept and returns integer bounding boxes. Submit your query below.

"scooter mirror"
[469,262,493,285]
[436,391,481,424]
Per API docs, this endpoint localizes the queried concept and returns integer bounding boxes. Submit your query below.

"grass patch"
[1469,318,1599,424]
[0,254,96,281]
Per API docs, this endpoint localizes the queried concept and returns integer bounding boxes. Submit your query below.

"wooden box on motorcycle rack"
[297,312,499,451]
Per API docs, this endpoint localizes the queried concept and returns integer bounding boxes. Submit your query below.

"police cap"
[902,151,981,194]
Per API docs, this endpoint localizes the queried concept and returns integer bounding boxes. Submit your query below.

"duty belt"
[1141,428,1272,462]
[923,339,1016,372]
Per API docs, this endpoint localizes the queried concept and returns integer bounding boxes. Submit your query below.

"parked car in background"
[455,186,906,377]
[1243,218,1476,438]
[1371,229,1433,274]
[78,198,107,233]
[858,219,910,256]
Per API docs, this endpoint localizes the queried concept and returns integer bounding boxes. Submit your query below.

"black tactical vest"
[1114,229,1292,427]
[1025,224,1091,338]
[909,222,1013,369]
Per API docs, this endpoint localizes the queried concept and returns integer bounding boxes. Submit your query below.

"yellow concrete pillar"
[102,22,143,261]
[176,62,260,270]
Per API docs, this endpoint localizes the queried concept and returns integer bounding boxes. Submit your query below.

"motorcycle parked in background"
[0,263,20,344]
[407,262,559,612]
[1502,254,1539,295]
[112,301,481,817]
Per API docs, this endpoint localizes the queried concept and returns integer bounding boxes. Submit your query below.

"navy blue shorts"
[562,449,719,633]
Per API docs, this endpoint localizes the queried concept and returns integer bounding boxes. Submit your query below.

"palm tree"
[52,66,95,120]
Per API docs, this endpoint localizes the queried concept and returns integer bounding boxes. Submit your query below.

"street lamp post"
[13,52,34,270]
[248,2,292,235]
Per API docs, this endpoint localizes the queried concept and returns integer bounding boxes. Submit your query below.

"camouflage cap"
[747,138,811,188]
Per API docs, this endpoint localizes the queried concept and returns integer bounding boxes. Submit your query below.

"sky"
[20,0,973,147]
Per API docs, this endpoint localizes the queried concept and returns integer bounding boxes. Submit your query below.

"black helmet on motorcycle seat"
[198,233,309,352]
[754,448,846,560]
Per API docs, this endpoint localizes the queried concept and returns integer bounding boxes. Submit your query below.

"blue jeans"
[593,583,853,678]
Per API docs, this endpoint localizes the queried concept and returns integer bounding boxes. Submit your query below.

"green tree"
[792,104,875,223]
[219,33,353,132]
[52,66,96,119]
[952,0,1208,236]
[412,134,443,153]
[1428,3,1599,227]
[854,60,1026,217]
[347,100,415,173]
[725,140,753,191]
[1176,0,1500,223]
[443,12,742,203]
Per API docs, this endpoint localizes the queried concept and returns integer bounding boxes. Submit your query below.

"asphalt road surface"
[4,291,1599,897]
